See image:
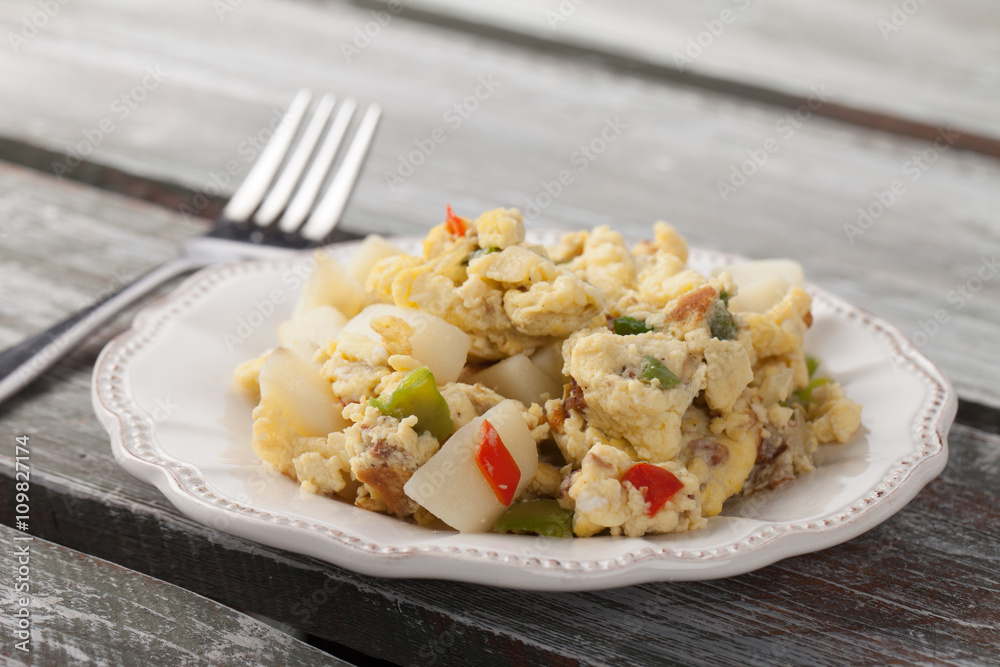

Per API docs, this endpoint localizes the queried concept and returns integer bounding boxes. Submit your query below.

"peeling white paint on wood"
[0,526,344,665]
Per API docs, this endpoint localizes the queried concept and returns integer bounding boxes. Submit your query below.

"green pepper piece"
[805,355,820,378]
[792,377,830,409]
[369,367,454,441]
[493,499,574,538]
[708,300,738,341]
[613,315,653,336]
[638,356,682,388]
[465,246,500,264]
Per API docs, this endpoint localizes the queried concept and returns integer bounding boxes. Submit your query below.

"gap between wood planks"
[349,0,1000,161]
[1,133,998,438]
[0,137,362,246]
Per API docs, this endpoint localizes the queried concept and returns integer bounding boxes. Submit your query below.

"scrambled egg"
[237,207,863,538]
[342,403,440,516]
[251,397,352,496]
[559,444,704,537]
[368,208,603,359]
[562,329,709,462]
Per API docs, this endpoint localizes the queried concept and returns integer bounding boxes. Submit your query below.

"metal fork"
[0,89,381,406]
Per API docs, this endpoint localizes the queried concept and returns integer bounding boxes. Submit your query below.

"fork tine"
[278,98,358,234]
[300,103,382,242]
[222,88,312,222]
[253,93,336,226]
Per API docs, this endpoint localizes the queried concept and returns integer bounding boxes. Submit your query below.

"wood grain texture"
[0,526,343,666]
[0,2,998,664]
[0,0,998,406]
[0,164,997,665]
[0,0,1000,405]
[2,414,997,666]
[370,0,1000,149]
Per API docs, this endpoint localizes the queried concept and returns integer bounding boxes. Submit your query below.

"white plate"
[92,232,956,591]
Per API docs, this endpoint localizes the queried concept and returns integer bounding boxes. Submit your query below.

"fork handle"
[0,255,209,407]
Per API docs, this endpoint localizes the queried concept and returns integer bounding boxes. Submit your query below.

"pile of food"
[234,207,862,538]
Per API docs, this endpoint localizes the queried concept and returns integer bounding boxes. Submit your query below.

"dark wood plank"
[0,525,345,665]
[0,166,996,666]
[0,135,228,221]
[2,414,997,666]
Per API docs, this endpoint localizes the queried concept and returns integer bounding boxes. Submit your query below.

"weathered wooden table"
[1,0,998,664]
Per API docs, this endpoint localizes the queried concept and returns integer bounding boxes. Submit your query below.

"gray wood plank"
[0,525,344,666]
[0,0,998,405]
[3,405,998,666]
[0,163,997,666]
[370,0,1000,147]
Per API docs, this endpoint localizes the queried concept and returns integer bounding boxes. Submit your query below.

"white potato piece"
[258,347,349,437]
[341,304,470,384]
[277,305,347,363]
[529,343,568,385]
[348,235,402,287]
[275,332,315,365]
[715,259,804,290]
[293,250,366,320]
[728,276,790,313]
[404,400,538,532]
[469,354,563,406]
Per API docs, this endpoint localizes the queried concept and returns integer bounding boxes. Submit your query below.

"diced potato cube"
[277,305,347,363]
[341,304,470,384]
[469,354,563,406]
[714,259,804,313]
[715,259,803,289]
[529,343,567,385]
[404,400,537,532]
[294,250,366,319]
[348,235,402,287]
[258,347,348,437]
[728,276,790,313]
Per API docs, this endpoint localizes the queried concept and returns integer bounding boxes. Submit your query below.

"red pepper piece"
[475,420,520,506]
[621,463,684,517]
[445,204,469,237]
